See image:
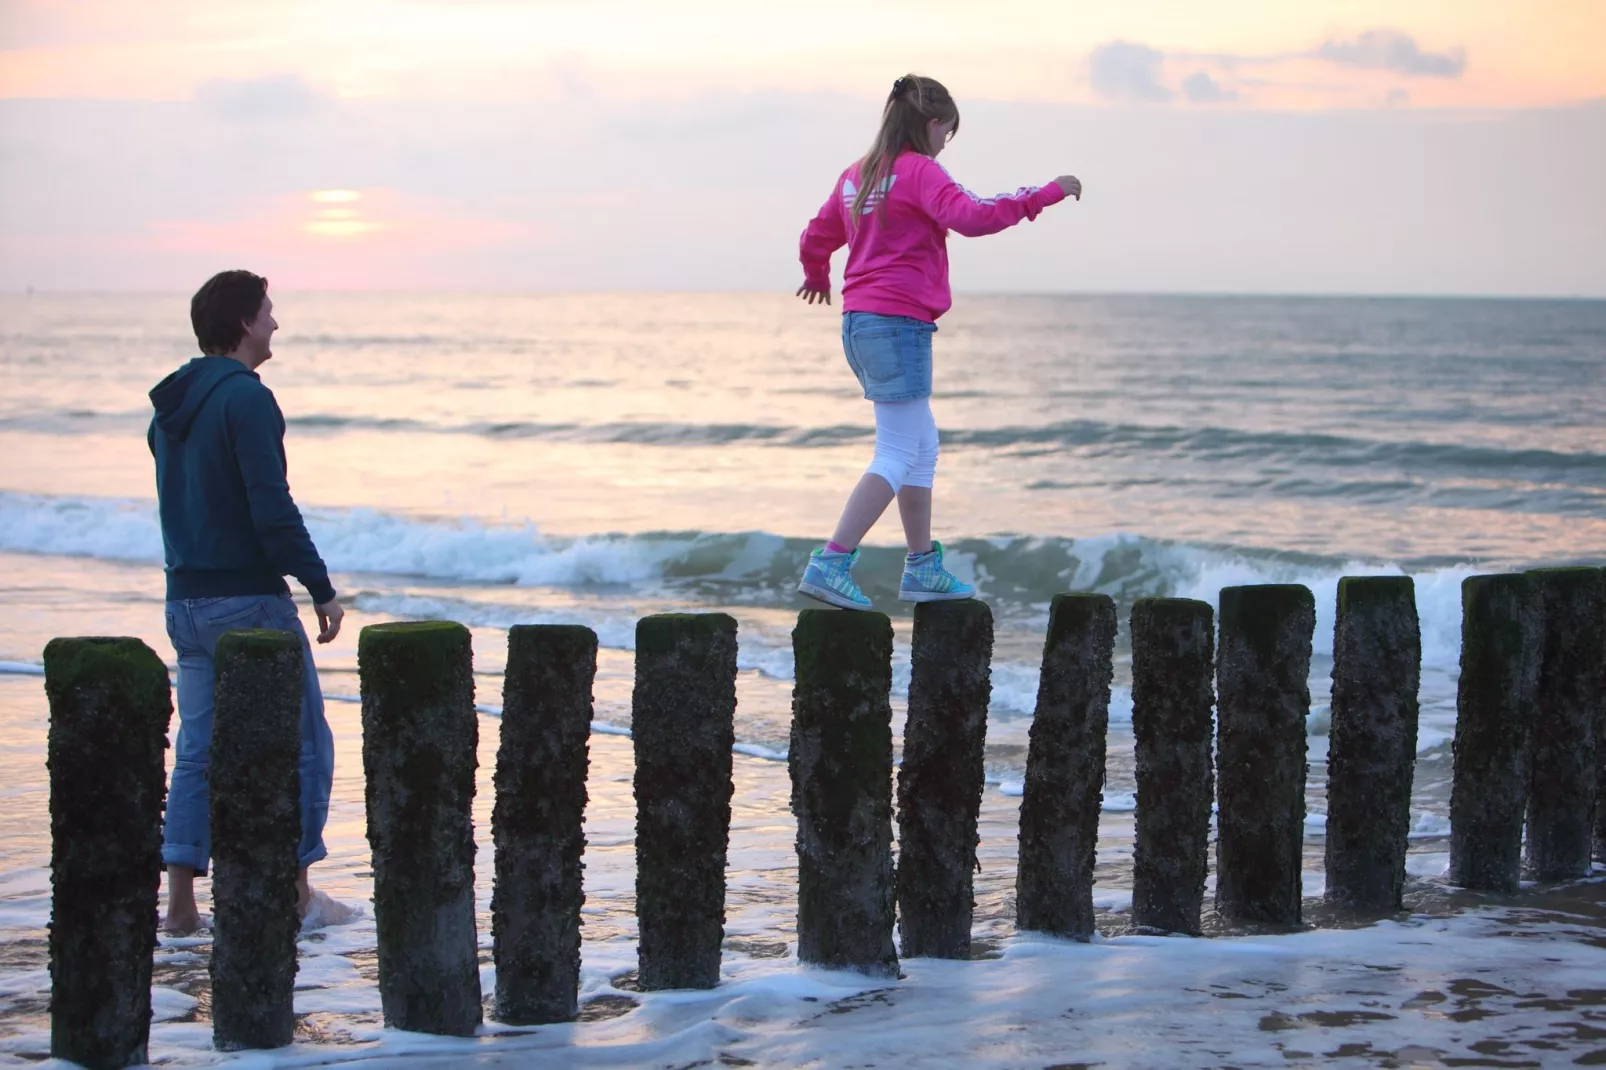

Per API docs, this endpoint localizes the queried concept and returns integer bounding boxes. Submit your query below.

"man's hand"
[314,599,344,644]
[1054,175,1082,201]
[795,284,832,306]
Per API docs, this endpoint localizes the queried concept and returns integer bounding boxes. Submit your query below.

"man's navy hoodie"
[148,356,336,605]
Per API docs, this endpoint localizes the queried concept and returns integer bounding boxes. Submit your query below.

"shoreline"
[3,710,1602,1067]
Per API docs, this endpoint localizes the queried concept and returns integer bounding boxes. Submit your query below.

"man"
[148,269,345,933]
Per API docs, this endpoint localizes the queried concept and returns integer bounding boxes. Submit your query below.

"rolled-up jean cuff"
[298,843,329,869]
[161,845,209,876]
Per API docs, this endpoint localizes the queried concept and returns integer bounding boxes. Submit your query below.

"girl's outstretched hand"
[796,284,832,306]
[1055,175,1082,201]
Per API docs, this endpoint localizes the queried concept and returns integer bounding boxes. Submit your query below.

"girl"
[795,74,1081,610]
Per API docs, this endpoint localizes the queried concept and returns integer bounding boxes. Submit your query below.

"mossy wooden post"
[1599,568,1606,866]
[1216,585,1314,927]
[790,609,898,977]
[360,621,481,1036]
[43,637,171,1070]
[633,613,738,991]
[1325,576,1421,912]
[493,625,597,1024]
[210,630,303,1051]
[1524,567,1605,880]
[1449,574,1541,892]
[1130,598,1215,935]
[897,600,993,959]
[1016,594,1117,940]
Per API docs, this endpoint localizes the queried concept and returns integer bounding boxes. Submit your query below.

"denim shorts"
[161,593,332,875]
[842,312,936,402]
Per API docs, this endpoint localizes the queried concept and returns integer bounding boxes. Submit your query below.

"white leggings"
[865,398,939,494]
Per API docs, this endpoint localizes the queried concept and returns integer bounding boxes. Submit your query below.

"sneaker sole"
[898,588,976,603]
[798,581,873,611]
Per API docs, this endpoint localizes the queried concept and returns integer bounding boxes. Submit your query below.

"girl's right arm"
[798,183,847,300]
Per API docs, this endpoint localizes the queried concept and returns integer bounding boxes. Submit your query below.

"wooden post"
[210,630,303,1050]
[493,625,597,1023]
[1130,598,1215,935]
[897,600,993,958]
[1215,584,1314,927]
[1449,575,1541,892]
[633,613,738,990]
[360,621,482,1035]
[1325,576,1420,912]
[790,609,898,976]
[1524,567,1604,880]
[43,637,171,1070]
[1016,594,1117,941]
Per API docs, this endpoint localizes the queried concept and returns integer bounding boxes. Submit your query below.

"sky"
[1,0,1603,295]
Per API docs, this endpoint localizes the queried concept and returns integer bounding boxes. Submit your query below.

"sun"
[303,190,386,237]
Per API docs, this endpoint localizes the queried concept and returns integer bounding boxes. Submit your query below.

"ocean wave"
[0,490,1492,686]
[264,415,1606,477]
[9,411,1606,486]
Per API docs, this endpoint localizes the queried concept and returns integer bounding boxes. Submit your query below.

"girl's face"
[925,118,956,158]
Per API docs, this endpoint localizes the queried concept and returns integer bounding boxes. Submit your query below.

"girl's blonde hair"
[852,74,960,222]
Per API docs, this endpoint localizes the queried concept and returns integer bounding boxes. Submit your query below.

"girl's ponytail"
[851,74,960,223]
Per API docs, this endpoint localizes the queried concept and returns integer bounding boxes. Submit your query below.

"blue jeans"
[162,593,333,875]
[842,312,936,402]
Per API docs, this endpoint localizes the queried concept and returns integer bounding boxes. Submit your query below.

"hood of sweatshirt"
[149,356,253,441]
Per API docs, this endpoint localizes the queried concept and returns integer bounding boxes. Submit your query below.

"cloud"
[1317,29,1466,78]
[1182,72,1237,104]
[1088,42,1173,103]
[193,74,332,121]
[1385,88,1411,108]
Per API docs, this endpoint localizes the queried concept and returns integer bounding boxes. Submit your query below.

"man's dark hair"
[191,270,268,355]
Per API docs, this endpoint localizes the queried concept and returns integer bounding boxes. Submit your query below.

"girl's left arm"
[798,186,848,294]
[915,159,1068,238]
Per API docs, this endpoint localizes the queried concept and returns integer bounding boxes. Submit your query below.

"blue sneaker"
[798,548,873,611]
[899,541,975,602]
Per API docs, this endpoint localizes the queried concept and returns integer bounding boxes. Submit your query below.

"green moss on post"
[1524,567,1604,880]
[1130,598,1215,936]
[1017,594,1117,940]
[897,600,993,959]
[1325,576,1420,913]
[1216,585,1314,928]
[1449,574,1541,892]
[790,609,897,977]
[44,637,171,1070]
[633,613,738,991]
[359,621,482,1036]
[493,625,597,1023]
[210,630,303,1051]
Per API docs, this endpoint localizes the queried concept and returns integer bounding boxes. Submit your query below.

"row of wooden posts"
[43,568,1605,1069]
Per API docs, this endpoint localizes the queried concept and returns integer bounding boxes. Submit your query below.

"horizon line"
[3,287,1604,302]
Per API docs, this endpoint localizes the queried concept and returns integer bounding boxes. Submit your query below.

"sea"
[1,291,1604,1068]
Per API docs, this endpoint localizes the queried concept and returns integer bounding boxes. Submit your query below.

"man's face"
[241,295,278,366]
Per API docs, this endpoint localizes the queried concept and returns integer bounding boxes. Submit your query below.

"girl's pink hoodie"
[799,151,1066,323]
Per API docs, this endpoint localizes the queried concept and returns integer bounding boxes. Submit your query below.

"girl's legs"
[800,398,950,609]
[896,485,932,555]
[828,399,939,552]
[828,473,896,550]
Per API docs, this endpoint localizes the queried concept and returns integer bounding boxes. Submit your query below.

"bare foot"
[299,887,361,931]
[159,909,210,935]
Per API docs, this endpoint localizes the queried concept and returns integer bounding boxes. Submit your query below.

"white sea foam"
[0,491,1477,754]
[0,491,691,589]
[7,895,1602,1067]
[0,493,1480,663]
